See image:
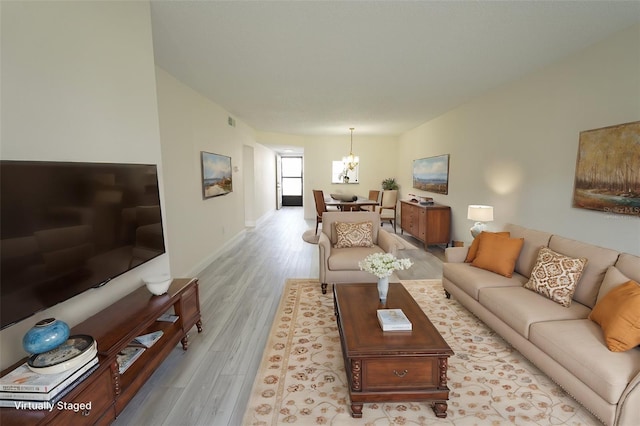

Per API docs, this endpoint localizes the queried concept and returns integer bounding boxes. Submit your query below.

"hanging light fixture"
[342,127,360,171]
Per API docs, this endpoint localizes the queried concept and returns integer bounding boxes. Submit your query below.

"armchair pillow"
[524,247,587,307]
[471,233,524,278]
[589,280,640,352]
[335,221,374,248]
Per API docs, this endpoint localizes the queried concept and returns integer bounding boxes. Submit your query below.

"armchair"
[318,211,400,294]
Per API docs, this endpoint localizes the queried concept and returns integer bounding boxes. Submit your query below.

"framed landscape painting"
[572,121,640,216]
[201,151,232,199]
[413,154,449,195]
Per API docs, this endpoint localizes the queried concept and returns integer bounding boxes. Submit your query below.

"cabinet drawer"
[362,357,437,390]
[49,369,114,426]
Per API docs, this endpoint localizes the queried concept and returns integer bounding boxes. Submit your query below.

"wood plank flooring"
[112,207,444,426]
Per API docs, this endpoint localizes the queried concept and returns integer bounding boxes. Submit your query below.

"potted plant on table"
[359,253,412,303]
[381,178,399,190]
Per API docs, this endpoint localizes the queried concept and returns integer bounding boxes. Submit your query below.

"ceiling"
[150,1,640,142]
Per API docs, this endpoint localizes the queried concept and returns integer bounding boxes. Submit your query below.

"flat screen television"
[1,160,166,329]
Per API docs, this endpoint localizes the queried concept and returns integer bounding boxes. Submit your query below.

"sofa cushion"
[479,287,591,338]
[589,280,640,352]
[523,247,587,308]
[471,234,524,277]
[334,221,373,248]
[597,265,632,302]
[328,246,384,271]
[615,253,640,283]
[548,235,619,308]
[443,262,526,300]
[530,319,640,404]
[464,231,510,263]
[503,224,552,278]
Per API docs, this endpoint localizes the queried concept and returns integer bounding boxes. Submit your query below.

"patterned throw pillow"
[524,247,588,307]
[334,221,373,248]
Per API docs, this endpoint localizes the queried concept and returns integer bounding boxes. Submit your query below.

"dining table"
[325,196,379,211]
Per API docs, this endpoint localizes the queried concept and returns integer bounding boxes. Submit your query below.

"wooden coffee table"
[333,282,454,418]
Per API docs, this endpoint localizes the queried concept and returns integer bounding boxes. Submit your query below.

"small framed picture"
[201,151,232,199]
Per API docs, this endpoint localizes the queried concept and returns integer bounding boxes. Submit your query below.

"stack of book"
[0,358,98,408]
[377,309,413,331]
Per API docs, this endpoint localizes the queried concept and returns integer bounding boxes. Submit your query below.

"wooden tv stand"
[0,278,202,425]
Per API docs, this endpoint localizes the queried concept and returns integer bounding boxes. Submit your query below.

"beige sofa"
[443,223,640,425]
[318,211,400,294]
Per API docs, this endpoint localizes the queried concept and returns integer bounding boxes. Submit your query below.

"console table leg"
[432,401,448,418]
[196,319,203,333]
[350,403,363,418]
[181,335,189,350]
[321,283,328,294]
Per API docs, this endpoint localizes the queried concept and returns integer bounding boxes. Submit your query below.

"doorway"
[281,156,303,207]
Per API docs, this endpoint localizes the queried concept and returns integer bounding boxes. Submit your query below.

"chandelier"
[342,127,360,171]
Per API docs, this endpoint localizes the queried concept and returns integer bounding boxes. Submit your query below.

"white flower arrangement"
[358,252,413,278]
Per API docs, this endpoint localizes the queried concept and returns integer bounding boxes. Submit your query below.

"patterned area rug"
[243,279,601,425]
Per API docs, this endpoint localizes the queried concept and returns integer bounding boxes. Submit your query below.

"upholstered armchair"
[318,211,400,294]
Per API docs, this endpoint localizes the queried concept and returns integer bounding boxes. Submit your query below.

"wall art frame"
[201,151,233,199]
[413,154,450,195]
[572,121,640,216]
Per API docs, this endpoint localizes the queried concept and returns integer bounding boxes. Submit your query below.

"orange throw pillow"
[471,233,524,278]
[589,280,640,352]
[465,231,510,263]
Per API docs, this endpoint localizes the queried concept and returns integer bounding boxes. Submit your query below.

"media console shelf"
[0,278,202,425]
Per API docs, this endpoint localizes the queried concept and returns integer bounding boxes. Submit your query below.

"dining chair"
[313,189,327,234]
[376,190,398,233]
[360,190,381,212]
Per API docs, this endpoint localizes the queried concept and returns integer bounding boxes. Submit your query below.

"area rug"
[242,279,600,425]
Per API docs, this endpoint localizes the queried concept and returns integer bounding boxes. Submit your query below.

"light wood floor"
[113,207,444,426]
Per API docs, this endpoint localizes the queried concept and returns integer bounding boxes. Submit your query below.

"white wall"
[0,2,167,369]
[257,132,400,219]
[155,68,276,277]
[397,24,640,255]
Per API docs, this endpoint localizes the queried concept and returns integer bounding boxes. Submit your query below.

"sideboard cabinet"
[0,278,202,425]
[400,201,451,249]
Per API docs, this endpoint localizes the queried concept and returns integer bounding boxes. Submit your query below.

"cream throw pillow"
[524,247,588,307]
[334,221,374,248]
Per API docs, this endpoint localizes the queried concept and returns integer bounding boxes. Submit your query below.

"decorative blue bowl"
[22,318,70,354]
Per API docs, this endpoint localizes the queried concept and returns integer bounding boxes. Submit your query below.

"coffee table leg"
[351,403,363,418]
[432,401,448,418]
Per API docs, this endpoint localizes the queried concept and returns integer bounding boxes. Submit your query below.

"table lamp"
[467,205,494,238]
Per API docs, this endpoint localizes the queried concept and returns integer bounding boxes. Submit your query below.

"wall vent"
[228,116,236,127]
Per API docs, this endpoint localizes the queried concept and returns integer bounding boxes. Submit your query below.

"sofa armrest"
[377,229,399,256]
[318,233,331,284]
[445,246,469,263]
[618,366,640,426]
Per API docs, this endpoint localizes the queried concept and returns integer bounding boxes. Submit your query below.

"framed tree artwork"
[572,121,640,216]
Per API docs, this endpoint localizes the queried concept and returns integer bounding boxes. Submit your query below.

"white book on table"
[377,309,412,331]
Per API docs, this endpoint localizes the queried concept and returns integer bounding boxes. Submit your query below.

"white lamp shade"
[467,205,494,222]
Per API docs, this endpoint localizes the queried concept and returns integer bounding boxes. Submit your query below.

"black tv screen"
[1,160,166,329]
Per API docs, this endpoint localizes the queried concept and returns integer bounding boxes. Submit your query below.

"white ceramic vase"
[377,276,389,303]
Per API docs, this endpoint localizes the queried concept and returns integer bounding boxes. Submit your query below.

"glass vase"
[377,276,389,303]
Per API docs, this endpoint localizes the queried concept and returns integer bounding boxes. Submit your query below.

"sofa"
[318,211,400,294]
[443,223,640,426]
